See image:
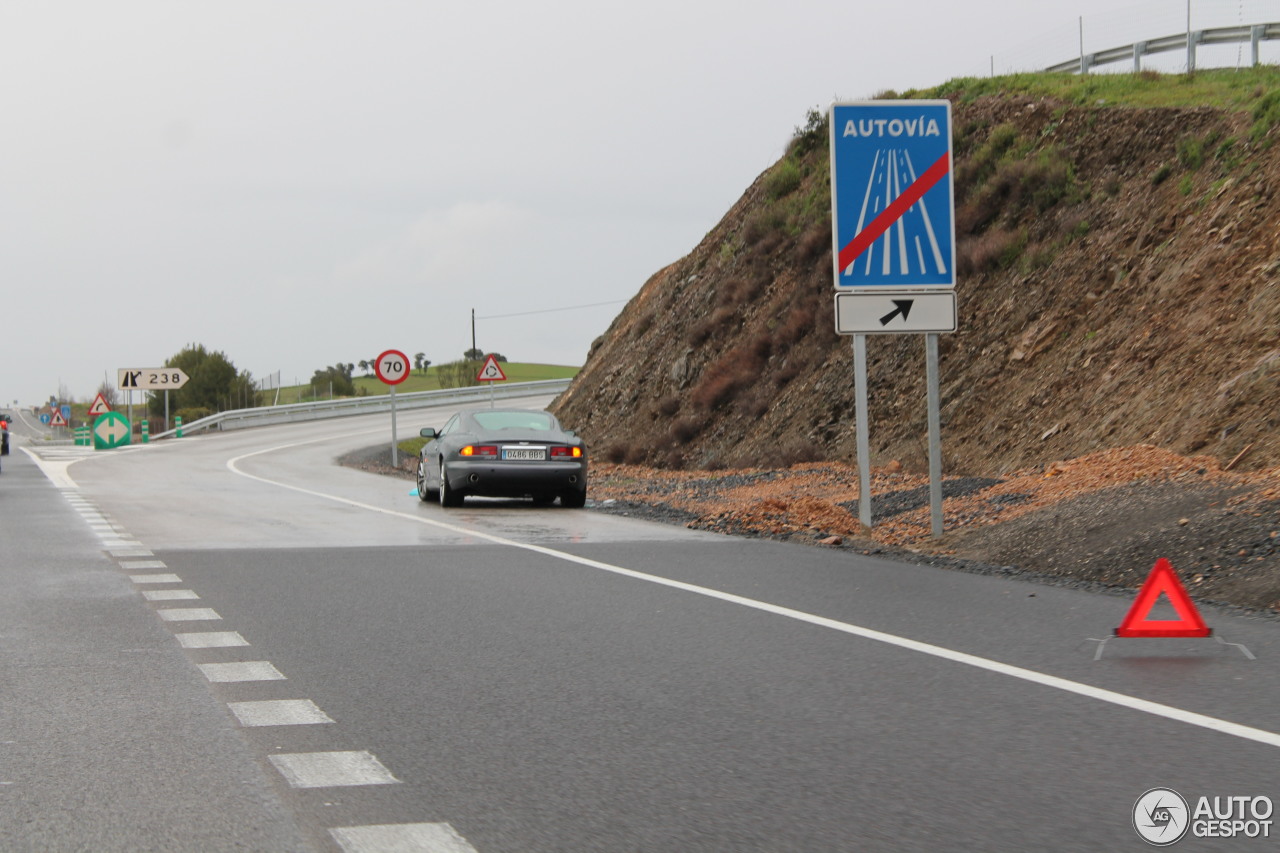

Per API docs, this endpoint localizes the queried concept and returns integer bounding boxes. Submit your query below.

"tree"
[464,347,484,361]
[413,352,425,373]
[309,363,355,397]
[420,358,431,376]
[95,376,120,408]
[358,359,370,376]
[486,352,508,363]
[436,359,480,388]
[147,343,240,420]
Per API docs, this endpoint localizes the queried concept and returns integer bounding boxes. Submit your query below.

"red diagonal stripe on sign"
[837,151,951,273]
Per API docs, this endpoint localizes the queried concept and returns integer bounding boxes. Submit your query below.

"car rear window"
[472,411,555,431]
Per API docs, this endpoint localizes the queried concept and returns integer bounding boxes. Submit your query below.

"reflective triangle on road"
[1114,558,1211,638]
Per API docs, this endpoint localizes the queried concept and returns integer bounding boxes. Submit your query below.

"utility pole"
[471,308,477,359]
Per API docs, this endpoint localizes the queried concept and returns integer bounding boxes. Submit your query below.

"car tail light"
[461,445,499,457]
[549,446,583,459]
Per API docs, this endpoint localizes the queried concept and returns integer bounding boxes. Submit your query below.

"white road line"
[129,574,183,584]
[20,448,80,488]
[269,751,399,789]
[110,548,154,558]
[120,560,167,570]
[157,608,221,622]
[330,823,478,853]
[228,699,334,727]
[141,589,199,601]
[175,631,249,649]
[198,661,286,683]
[229,436,1280,751]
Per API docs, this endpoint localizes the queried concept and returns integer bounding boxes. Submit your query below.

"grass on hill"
[906,66,1280,122]
[267,362,578,405]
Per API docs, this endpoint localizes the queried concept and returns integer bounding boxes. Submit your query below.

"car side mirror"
[420,427,437,439]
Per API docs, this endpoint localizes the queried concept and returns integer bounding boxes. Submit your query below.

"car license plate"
[503,447,545,461]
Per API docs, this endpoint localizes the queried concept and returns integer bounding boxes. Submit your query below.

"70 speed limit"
[375,349,410,385]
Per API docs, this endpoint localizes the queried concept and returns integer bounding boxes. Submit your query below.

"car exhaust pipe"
[568,475,578,484]
[469,474,480,483]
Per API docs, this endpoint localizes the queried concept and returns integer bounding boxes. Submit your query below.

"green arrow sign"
[93,412,132,450]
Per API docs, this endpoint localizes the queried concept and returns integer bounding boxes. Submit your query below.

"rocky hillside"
[553,71,1280,477]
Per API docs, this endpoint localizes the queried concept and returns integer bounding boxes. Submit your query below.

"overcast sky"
[3,0,1275,407]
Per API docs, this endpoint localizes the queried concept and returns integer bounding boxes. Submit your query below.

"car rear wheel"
[439,461,465,507]
[416,459,437,503]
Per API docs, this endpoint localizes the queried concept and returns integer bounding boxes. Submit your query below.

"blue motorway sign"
[829,101,954,289]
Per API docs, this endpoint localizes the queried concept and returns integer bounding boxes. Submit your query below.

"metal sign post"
[830,100,956,538]
[926,334,943,538]
[374,349,410,467]
[853,335,872,529]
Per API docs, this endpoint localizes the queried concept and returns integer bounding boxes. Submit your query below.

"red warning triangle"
[50,409,68,427]
[1115,558,1211,638]
[475,354,507,382]
[88,393,112,416]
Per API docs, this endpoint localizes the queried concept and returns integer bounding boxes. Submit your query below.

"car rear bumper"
[445,460,587,497]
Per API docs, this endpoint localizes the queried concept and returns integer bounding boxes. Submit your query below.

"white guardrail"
[1045,22,1280,74]
[149,379,573,440]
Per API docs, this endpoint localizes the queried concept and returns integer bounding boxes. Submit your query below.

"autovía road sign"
[829,100,954,290]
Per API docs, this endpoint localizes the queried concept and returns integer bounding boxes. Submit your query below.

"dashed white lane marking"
[198,661,286,683]
[330,822,478,853]
[141,589,199,601]
[175,631,250,649]
[130,574,183,584]
[228,700,335,727]
[269,751,400,789]
[30,461,470,849]
[157,608,222,622]
[121,560,167,570]
[229,437,1280,752]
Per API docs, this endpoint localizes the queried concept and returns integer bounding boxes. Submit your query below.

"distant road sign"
[93,412,131,450]
[476,355,507,382]
[119,368,190,391]
[88,393,112,416]
[830,101,955,290]
[39,412,51,425]
[375,350,410,385]
[834,292,957,335]
[49,410,67,427]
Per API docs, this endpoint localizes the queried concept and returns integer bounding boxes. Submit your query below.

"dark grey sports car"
[416,408,587,507]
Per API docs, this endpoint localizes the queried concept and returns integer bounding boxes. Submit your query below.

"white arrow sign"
[118,368,190,391]
[833,291,957,335]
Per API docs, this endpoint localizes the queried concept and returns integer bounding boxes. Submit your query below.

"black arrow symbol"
[879,299,914,326]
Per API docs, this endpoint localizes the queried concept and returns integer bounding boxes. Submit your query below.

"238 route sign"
[375,349,410,385]
[119,368,190,391]
[829,100,955,290]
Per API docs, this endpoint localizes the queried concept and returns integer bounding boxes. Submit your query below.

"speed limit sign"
[375,349,410,385]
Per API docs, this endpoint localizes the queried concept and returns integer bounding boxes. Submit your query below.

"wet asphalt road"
[8,398,1280,852]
